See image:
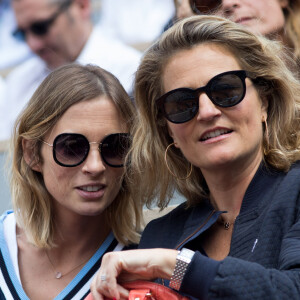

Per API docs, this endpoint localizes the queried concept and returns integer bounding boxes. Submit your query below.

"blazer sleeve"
[181,212,300,299]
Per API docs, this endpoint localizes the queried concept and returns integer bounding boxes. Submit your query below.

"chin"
[199,155,237,170]
[76,204,107,217]
[44,55,69,70]
[46,61,64,70]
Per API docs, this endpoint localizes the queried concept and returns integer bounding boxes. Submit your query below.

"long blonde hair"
[284,0,300,64]
[11,64,142,248]
[129,15,300,209]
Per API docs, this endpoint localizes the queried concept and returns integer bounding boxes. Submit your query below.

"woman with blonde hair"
[0,64,142,299]
[90,15,300,300]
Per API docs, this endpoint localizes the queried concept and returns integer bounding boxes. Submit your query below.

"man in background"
[0,0,142,141]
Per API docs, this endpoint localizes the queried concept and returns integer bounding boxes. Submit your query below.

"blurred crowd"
[0,0,175,141]
[2,0,300,143]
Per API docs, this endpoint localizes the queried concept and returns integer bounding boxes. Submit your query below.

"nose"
[26,32,45,54]
[82,144,106,175]
[220,0,240,15]
[196,93,221,122]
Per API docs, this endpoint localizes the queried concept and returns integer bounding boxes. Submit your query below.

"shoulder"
[145,202,190,228]
[5,56,48,108]
[251,162,300,220]
[86,26,142,61]
[6,56,45,82]
[286,161,300,178]
[0,211,15,250]
[139,202,191,249]
[0,210,14,224]
[272,162,300,194]
[254,162,300,197]
[79,26,142,92]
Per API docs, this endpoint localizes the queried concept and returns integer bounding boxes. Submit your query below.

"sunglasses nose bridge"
[196,87,222,120]
[82,142,106,172]
[88,141,102,153]
[194,85,210,108]
[195,86,206,99]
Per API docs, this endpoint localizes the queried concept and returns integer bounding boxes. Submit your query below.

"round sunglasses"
[42,133,131,168]
[189,0,221,14]
[156,70,252,124]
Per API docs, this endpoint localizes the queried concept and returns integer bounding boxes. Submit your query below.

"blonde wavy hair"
[128,15,300,209]
[10,64,142,248]
[284,0,300,64]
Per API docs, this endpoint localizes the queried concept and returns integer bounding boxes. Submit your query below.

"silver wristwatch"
[169,248,195,291]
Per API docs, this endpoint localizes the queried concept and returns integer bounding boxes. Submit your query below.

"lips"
[77,185,105,192]
[235,17,254,24]
[200,128,232,141]
[76,184,106,199]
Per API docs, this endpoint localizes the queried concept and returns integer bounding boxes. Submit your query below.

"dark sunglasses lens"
[54,134,89,167]
[191,0,221,13]
[210,73,244,107]
[164,90,198,123]
[101,134,130,167]
[12,21,50,42]
[31,21,50,35]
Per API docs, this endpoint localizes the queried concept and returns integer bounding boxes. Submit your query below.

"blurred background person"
[0,64,142,299]
[164,0,193,30]
[0,0,32,74]
[0,76,5,106]
[189,0,300,64]
[175,0,193,19]
[0,0,142,142]
[0,76,5,94]
[98,0,175,51]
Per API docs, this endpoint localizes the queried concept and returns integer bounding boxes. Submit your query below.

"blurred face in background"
[175,0,194,19]
[189,0,288,37]
[12,0,92,69]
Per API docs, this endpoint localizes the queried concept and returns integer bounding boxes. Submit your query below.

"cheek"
[105,170,124,202]
[235,104,263,137]
[109,169,124,187]
[42,161,74,199]
[259,4,285,33]
[266,16,284,31]
[168,123,193,145]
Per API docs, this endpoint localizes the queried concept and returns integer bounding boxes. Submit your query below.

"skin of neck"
[202,150,263,221]
[43,202,111,263]
[72,22,93,61]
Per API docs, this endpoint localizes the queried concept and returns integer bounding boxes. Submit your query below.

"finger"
[93,274,130,300]
[102,279,120,300]
[118,285,130,300]
[90,273,108,300]
[89,281,104,300]
[96,269,122,300]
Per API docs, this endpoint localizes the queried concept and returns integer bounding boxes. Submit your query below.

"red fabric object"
[85,280,191,300]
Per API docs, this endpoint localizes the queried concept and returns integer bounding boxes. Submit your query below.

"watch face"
[180,248,195,260]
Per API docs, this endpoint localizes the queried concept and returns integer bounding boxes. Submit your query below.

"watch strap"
[169,248,195,291]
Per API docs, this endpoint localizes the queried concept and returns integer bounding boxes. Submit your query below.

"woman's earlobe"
[22,139,42,172]
[167,125,179,146]
[167,129,179,148]
[261,97,269,116]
